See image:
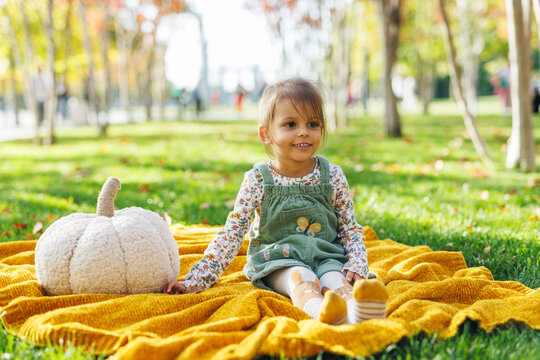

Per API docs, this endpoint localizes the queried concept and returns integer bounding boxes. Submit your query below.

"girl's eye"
[284,122,296,128]
[309,122,320,128]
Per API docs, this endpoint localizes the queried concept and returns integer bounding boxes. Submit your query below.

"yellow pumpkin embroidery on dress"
[296,217,322,237]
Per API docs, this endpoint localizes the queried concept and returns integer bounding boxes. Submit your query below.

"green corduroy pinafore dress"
[244,156,348,291]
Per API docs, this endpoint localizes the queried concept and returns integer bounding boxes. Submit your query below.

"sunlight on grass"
[0,110,538,359]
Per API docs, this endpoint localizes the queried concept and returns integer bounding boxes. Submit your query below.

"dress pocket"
[278,205,330,240]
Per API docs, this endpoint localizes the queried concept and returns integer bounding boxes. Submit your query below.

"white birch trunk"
[17,2,41,144]
[437,0,492,160]
[78,0,99,127]
[506,0,536,171]
[43,0,57,146]
[99,3,112,136]
[8,51,20,127]
[114,16,134,124]
[456,0,483,117]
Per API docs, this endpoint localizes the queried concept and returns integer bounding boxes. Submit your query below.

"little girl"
[165,77,388,325]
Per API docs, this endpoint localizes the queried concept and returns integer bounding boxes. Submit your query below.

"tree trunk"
[99,2,113,136]
[376,0,402,137]
[416,55,435,115]
[329,6,353,131]
[143,44,155,122]
[114,15,134,124]
[155,44,168,121]
[17,2,41,144]
[533,0,540,68]
[8,51,20,127]
[456,0,483,117]
[63,0,73,77]
[79,0,99,127]
[2,6,34,134]
[43,0,57,146]
[437,0,492,161]
[506,0,536,171]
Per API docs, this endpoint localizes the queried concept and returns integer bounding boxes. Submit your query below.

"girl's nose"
[297,124,309,136]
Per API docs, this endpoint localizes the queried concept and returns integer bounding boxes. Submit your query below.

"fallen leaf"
[138,184,151,192]
[13,223,27,230]
[201,219,210,225]
[472,167,490,178]
[527,177,539,188]
[158,158,167,166]
[47,214,56,221]
[499,205,506,211]
[1,207,9,214]
[529,214,538,222]
[0,231,11,236]
[25,234,35,240]
[119,137,131,144]
[33,222,43,234]
[403,137,413,144]
[483,246,491,254]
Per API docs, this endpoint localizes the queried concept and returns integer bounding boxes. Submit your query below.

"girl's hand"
[163,281,187,295]
[344,270,365,284]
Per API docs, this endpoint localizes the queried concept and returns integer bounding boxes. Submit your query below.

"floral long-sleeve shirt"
[181,159,368,293]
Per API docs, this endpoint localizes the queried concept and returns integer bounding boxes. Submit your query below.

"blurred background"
[0,0,537,170]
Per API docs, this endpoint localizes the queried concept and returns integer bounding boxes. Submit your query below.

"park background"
[0,0,539,359]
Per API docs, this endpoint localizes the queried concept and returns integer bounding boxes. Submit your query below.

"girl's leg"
[320,271,388,324]
[265,266,346,324]
[265,266,323,319]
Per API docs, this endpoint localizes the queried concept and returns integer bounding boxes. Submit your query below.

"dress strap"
[254,161,274,185]
[317,155,330,184]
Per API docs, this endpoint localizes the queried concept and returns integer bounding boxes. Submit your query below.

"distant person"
[192,88,203,117]
[164,77,388,325]
[56,80,69,122]
[491,64,511,115]
[235,84,247,112]
[533,87,540,114]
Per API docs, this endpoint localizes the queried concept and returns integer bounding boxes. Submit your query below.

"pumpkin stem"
[97,177,121,217]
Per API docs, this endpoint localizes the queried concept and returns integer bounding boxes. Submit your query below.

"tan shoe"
[317,290,348,325]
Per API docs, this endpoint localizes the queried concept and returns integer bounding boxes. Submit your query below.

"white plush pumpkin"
[35,177,180,295]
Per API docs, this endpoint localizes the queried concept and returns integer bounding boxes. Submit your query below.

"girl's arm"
[331,165,369,279]
[170,170,261,293]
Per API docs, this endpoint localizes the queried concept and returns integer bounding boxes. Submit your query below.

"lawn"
[0,109,539,359]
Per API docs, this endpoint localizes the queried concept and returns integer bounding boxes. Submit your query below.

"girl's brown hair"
[258,77,327,155]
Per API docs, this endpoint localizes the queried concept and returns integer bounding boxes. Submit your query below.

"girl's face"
[259,97,322,174]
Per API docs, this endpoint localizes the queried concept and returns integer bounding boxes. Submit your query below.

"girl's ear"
[258,124,272,144]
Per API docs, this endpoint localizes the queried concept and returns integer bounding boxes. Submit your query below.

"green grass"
[0,108,539,359]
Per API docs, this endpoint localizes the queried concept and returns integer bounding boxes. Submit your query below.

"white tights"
[265,266,356,323]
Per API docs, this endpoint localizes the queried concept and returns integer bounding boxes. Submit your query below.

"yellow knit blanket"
[0,225,538,359]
